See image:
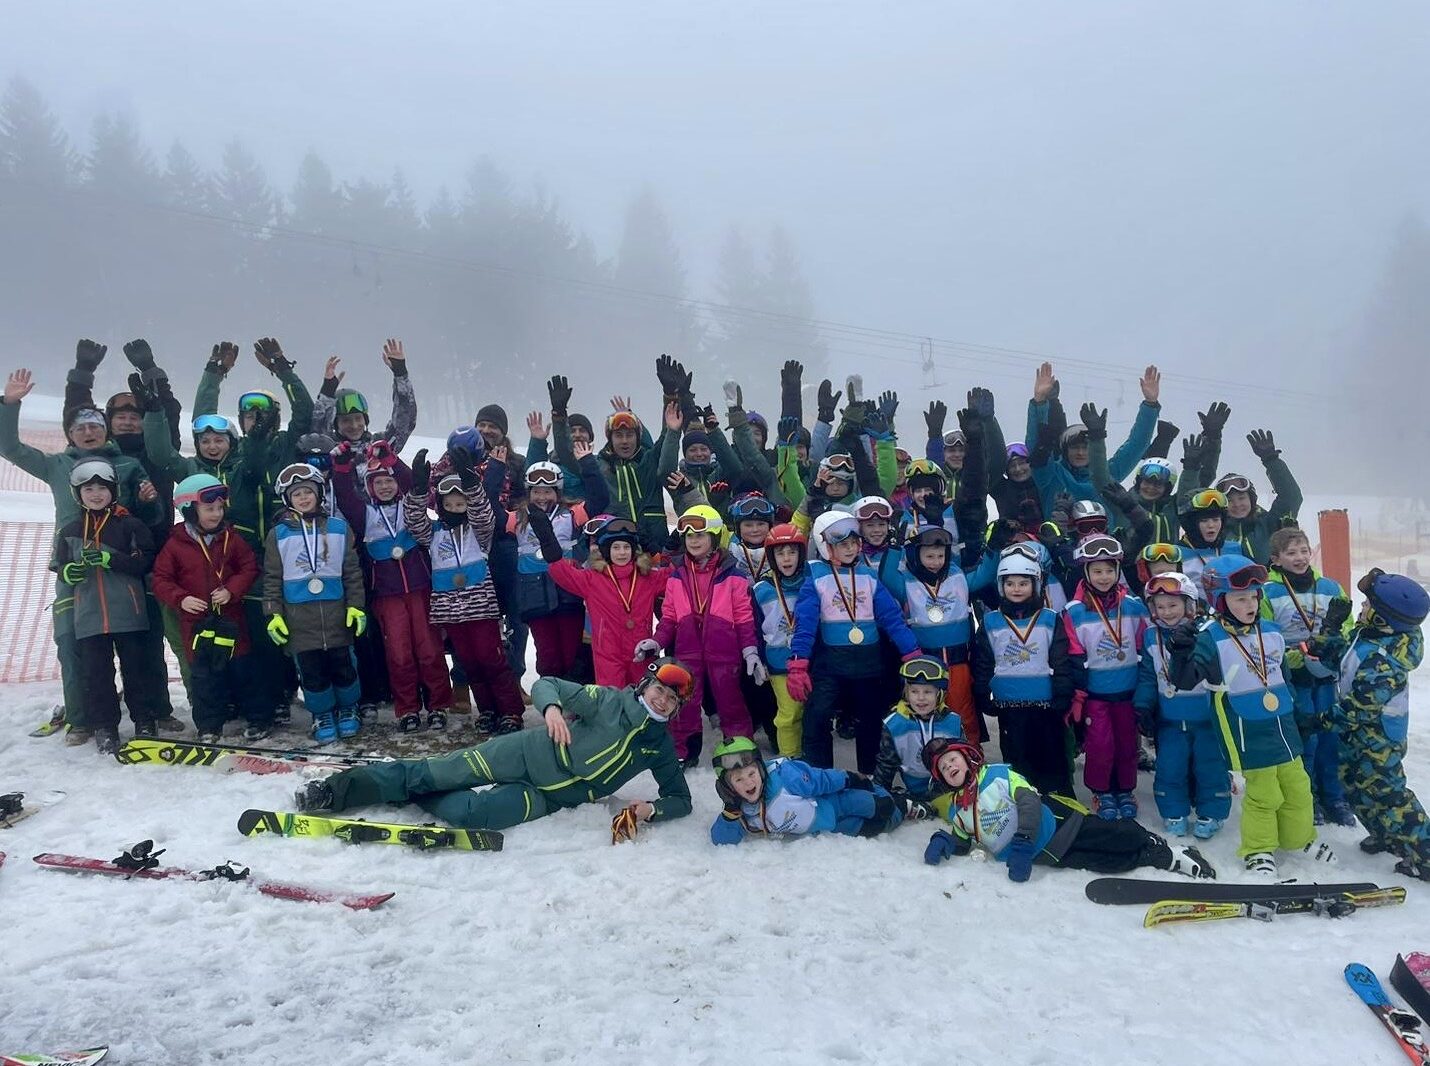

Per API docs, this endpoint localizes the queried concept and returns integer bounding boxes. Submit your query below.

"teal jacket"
[470,677,692,818]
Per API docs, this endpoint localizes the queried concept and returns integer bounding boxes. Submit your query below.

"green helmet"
[712,736,765,808]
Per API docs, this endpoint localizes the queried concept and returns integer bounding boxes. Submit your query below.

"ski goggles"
[525,466,561,487]
[822,522,861,547]
[1002,542,1043,564]
[1076,535,1123,561]
[1221,562,1269,591]
[895,447,911,465]
[1215,475,1254,495]
[651,662,694,700]
[941,432,967,449]
[606,412,640,433]
[904,458,941,479]
[820,453,855,474]
[275,463,321,493]
[304,454,331,473]
[899,657,948,685]
[911,525,954,548]
[237,392,275,412]
[1189,489,1229,511]
[675,513,721,535]
[189,483,230,506]
[436,473,466,495]
[853,498,894,521]
[335,393,368,416]
[1144,574,1191,598]
[714,747,760,772]
[1136,461,1174,482]
[581,514,621,537]
[1141,543,1183,563]
[192,414,238,436]
[729,494,777,521]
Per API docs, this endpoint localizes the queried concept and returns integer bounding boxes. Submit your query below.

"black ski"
[1085,876,1380,905]
[1394,954,1430,1025]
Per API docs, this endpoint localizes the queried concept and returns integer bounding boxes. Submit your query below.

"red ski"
[33,852,394,911]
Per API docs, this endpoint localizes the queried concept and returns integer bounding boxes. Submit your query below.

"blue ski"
[1345,963,1430,1065]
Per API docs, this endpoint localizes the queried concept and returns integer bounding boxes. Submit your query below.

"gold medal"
[306,577,324,595]
[1262,690,1279,712]
[453,572,467,589]
[391,545,405,560]
[926,605,945,623]
[848,626,865,645]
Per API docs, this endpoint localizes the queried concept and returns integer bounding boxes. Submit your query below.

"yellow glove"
[611,804,640,845]
[266,614,289,646]
[345,606,367,637]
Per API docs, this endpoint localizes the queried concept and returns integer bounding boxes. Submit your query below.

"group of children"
[5,344,1428,882]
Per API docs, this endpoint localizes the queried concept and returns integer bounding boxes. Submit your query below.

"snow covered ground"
[1,666,1427,1064]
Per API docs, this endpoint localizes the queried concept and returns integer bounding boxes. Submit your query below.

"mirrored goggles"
[193,414,237,436]
[1190,489,1229,511]
[526,466,561,487]
[854,499,894,521]
[729,494,777,520]
[237,392,274,412]
[1141,543,1182,563]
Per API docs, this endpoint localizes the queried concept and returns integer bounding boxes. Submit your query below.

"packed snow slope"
[0,668,1426,1066]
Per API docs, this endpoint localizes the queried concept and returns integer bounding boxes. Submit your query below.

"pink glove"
[786,658,812,703]
[1066,690,1088,726]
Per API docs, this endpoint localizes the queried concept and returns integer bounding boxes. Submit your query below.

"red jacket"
[548,556,668,686]
[152,522,260,659]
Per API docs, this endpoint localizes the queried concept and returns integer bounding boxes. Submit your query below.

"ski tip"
[343,891,397,910]
[236,809,278,836]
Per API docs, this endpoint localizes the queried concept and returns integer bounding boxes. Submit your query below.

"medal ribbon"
[831,564,860,624]
[1284,581,1319,635]
[687,560,713,618]
[1004,611,1040,647]
[606,564,639,617]
[299,518,320,575]
[1087,592,1124,656]
[197,529,231,582]
[83,511,111,551]
[375,502,402,541]
[920,576,944,618]
[1226,621,1271,687]
[772,578,795,630]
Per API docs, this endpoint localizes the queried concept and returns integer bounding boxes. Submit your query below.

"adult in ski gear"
[1177,428,1302,563]
[920,738,1215,880]
[1312,569,1430,881]
[309,340,418,495]
[297,660,696,832]
[710,736,927,844]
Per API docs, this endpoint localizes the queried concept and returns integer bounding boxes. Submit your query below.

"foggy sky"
[4,2,1429,433]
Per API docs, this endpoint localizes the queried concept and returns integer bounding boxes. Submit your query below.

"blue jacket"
[1027,398,1159,514]
[711,758,857,844]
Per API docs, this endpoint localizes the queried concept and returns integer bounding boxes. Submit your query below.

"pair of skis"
[115,737,378,776]
[1347,958,1430,1065]
[1084,877,1407,927]
[236,809,503,852]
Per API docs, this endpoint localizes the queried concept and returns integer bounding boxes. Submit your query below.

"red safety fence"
[0,521,64,682]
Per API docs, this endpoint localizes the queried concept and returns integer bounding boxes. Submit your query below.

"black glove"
[1038,521,1062,550]
[126,372,160,414]
[863,402,888,436]
[918,491,947,527]
[449,445,478,488]
[1181,433,1205,472]
[1323,596,1352,635]
[122,339,156,372]
[1050,491,1076,531]
[75,339,107,373]
[206,341,239,375]
[780,360,803,416]
[843,771,873,791]
[817,379,841,424]
[253,337,293,373]
[1148,419,1179,459]
[1099,480,1137,512]
[1032,420,1061,467]
[967,387,995,419]
[1165,619,1199,654]
[547,375,572,417]
[525,505,564,564]
[410,448,431,496]
[878,389,899,426]
[987,517,1022,554]
[1247,429,1280,462]
[655,353,690,398]
[956,407,981,440]
[1198,401,1231,438]
[1080,403,1108,441]
[924,400,947,440]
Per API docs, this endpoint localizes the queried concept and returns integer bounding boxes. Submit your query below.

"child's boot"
[426,709,448,732]
[337,707,361,739]
[1192,816,1223,840]
[1167,844,1216,880]
[1095,793,1119,821]
[311,711,338,744]
[1116,791,1137,820]
[1301,840,1339,865]
[1244,851,1277,878]
[1163,816,1189,837]
[1327,800,1357,828]
[94,727,120,756]
[398,712,422,734]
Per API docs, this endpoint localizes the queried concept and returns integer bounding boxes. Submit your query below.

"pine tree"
[84,113,156,198]
[163,140,210,211]
[212,139,275,228]
[0,76,75,188]
[289,150,344,235]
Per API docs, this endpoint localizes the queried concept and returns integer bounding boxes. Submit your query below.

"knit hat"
[682,429,711,454]
[474,403,508,437]
[568,413,594,438]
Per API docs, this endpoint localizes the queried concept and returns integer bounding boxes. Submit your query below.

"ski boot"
[311,711,338,745]
[1192,817,1224,840]
[1360,835,1393,855]
[1095,793,1119,821]
[337,707,361,740]
[1167,844,1216,880]
[1301,840,1339,865]
[898,795,937,822]
[1116,791,1138,820]
[94,727,120,756]
[1394,858,1430,882]
[197,732,222,744]
[64,726,93,747]
[133,720,158,740]
[425,710,448,732]
[496,715,523,736]
[294,778,335,813]
[835,716,858,741]
[242,725,270,742]
[398,713,423,734]
[475,710,497,735]
[1327,801,1357,828]
[358,701,379,722]
[1244,851,1277,878]
[155,716,186,734]
[1163,816,1189,837]
[273,697,293,727]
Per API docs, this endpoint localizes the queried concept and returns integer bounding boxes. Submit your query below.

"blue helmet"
[1200,554,1265,609]
[446,425,486,460]
[1360,570,1430,633]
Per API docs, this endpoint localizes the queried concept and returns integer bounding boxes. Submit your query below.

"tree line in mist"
[0,76,827,428]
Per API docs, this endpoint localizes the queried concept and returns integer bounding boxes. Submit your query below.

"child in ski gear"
[264,462,367,743]
[1135,542,1183,592]
[1264,527,1354,826]
[309,340,418,492]
[753,523,811,756]
[875,657,965,797]
[710,736,928,845]
[404,446,526,734]
[296,658,695,832]
[853,495,904,591]
[1176,488,1233,595]
[509,461,594,680]
[539,515,667,688]
[331,445,453,732]
[920,738,1214,880]
[1165,555,1331,877]
[1312,570,1430,881]
[972,544,1076,798]
[152,475,267,742]
[788,511,922,772]
[1124,457,1178,545]
[54,459,164,753]
[1178,429,1301,563]
[1063,533,1150,820]
[1134,572,1229,838]
[728,491,781,745]
[646,504,759,765]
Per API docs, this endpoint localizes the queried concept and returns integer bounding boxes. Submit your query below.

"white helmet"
[1143,571,1199,604]
[997,544,1044,596]
[69,457,118,501]
[810,508,859,561]
[275,462,326,505]
[524,461,563,492]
